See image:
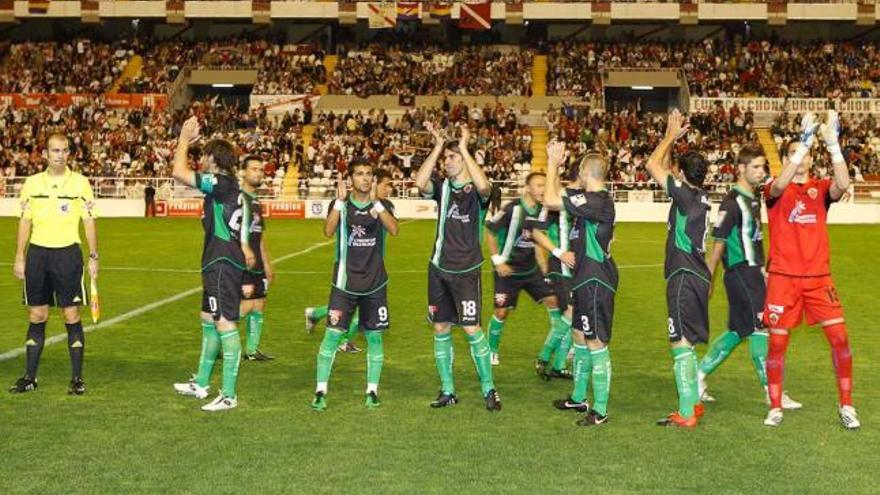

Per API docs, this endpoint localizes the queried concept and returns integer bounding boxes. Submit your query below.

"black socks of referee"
[66,322,85,379]
[25,321,47,378]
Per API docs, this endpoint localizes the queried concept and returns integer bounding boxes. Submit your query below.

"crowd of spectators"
[771,113,880,181]
[547,39,880,99]
[546,101,758,188]
[329,43,533,97]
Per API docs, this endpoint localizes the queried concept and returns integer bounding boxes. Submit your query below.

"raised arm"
[819,110,851,200]
[324,172,346,238]
[646,109,689,191]
[770,112,819,198]
[415,122,444,196]
[458,125,492,199]
[172,116,202,188]
[543,140,567,211]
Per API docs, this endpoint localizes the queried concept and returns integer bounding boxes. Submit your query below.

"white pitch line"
[0,238,335,362]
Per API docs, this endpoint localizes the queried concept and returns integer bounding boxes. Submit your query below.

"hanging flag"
[458,1,491,31]
[28,0,50,14]
[430,2,452,19]
[397,1,420,21]
[367,2,396,29]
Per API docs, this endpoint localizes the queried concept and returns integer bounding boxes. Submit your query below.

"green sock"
[310,305,329,320]
[316,328,344,393]
[467,331,495,395]
[590,347,612,416]
[552,319,572,371]
[365,331,384,392]
[487,316,506,353]
[749,331,769,387]
[672,347,697,418]
[245,311,264,355]
[699,330,741,376]
[341,316,359,346]
[195,321,220,388]
[571,344,592,403]
[433,333,455,394]
[538,308,564,361]
[219,330,242,398]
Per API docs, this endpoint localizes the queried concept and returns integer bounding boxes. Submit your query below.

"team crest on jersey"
[58,201,70,214]
[808,187,818,200]
[495,293,507,306]
[370,208,378,218]
[328,310,342,326]
[463,184,473,194]
[768,313,780,325]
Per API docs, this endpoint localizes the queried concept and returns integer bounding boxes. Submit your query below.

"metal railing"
[3,177,877,204]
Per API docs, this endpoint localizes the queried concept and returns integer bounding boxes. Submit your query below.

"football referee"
[9,133,98,395]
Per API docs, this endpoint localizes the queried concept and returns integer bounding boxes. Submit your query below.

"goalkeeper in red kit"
[762,110,859,429]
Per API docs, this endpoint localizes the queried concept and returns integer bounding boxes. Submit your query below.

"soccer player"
[697,146,802,409]
[304,170,397,353]
[9,133,98,395]
[645,109,711,428]
[239,156,275,361]
[762,111,859,429]
[542,142,617,426]
[531,177,577,381]
[415,122,501,411]
[172,116,256,412]
[312,159,398,410]
[485,172,568,378]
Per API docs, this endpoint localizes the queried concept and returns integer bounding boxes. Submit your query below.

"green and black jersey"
[425,177,490,273]
[664,175,711,282]
[562,188,618,291]
[329,198,395,295]
[486,198,542,277]
[242,191,265,275]
[533,206,573,279]
[195,172,251,271]
[712,185,764,270]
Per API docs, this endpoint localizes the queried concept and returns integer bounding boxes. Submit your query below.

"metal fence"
[2,177,877,204]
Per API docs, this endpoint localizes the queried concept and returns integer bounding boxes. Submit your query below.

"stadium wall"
[3,199,879,224]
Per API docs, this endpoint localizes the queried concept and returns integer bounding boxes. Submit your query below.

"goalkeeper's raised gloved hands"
[792,112,820,165]
[820,110,845,163]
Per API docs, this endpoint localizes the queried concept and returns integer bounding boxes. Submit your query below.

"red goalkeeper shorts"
[763,273,845,329]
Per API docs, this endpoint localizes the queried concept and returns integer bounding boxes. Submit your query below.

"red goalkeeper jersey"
[764,178,838,277]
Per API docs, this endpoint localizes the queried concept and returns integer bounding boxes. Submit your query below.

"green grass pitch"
[0,218,876,494]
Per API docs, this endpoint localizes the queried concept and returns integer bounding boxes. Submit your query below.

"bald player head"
[46,133,71,173]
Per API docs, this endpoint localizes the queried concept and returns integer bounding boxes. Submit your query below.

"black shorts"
[327,285,389,331]
[23,244,86,307]
[241,271,268,300]
[427,263,482,327]
[202,262,244,322]
[493,271,553,309]
[571,281,615,343]
[666,271,710,344]
[724,266,767,338]
[549,275,571,312]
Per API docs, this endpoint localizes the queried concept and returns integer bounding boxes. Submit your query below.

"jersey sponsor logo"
[348,224,377,248]
[446,204,471,223]
[787,200,817,224]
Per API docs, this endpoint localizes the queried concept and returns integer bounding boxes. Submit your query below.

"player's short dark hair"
[736,145,765,168]
[678,151,709,188]
[781,138,800,159]
[348,157,373,176]
[241,154,263,169]
[375,169,393,184]
[202,139,237,176]
[525,172,545,185]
